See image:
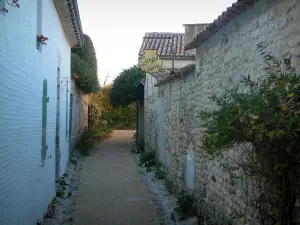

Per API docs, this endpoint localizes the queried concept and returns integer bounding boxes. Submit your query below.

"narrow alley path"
[74,130,159,225]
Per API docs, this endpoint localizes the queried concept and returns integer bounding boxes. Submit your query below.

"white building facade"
[0,0,83,224]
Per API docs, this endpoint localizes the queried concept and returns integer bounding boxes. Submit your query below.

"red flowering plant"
[0,0,20,13]
[37,34,49,46]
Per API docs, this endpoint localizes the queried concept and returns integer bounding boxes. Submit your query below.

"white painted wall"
[0,0,71,224]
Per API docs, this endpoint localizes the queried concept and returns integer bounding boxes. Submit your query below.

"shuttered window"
[0,1,5,10]
[36,0,42,49]
[41,79,49,162]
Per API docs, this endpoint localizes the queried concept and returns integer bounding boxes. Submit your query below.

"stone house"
[69,74,89,151]
[138,29,207,149]
[144,0,300,224]
[0,1,83,224]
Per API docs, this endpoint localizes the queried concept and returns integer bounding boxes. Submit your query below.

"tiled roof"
[53,0,83,48]
[185,0,257,50]
[67,0,84,48]
[139,33,195,58]
[152,64,196,87]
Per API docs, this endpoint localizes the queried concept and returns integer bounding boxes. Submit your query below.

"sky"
[77,0,235,85]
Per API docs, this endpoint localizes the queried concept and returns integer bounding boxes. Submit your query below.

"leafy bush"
[72,34,98,75]
[174,190,195,218]
[110,66,145,108]
[71,34,99,93]
[100,103,136,129]
[164,178,174,194]
[200,43,300,224]
[75,129,94,156]
[155,166,164,179]
[75,126,112,156]
[138,151,156,167]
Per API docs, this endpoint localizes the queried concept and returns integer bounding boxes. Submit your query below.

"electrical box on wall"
[186,151,195,190]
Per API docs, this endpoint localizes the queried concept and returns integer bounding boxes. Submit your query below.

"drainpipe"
[135,86,139,143]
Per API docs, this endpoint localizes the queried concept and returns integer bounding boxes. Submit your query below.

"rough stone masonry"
[144,0,300,224]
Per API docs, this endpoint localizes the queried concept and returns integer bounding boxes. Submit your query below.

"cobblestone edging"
[44,151,84,225]
[129,141,198,225]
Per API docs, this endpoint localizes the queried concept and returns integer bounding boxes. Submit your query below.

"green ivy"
[71,34,99,94]
[72,34,98,76]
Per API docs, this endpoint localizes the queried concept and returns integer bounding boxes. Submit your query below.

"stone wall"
[144,74,159,152]
[156,0,300,224]
[70,80,89,150]
[144,58,195,153]
[81,94,89,130]
[70,80,81,150]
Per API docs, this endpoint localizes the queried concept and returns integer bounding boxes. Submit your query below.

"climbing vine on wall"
[200,43,300,225]
[71,34,99,94]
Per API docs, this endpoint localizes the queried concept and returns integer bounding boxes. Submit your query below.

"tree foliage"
[71,34,99,93]
[200,43,300,225]
[89,85,136,129]
[71,53,99,93]
[110,66,145,108]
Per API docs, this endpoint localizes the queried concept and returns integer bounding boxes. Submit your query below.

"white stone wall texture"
[155,0,300,224]
[0,1,72,224]
[70,80,82,150]
[144,59,196,153]
[70,80,89,150]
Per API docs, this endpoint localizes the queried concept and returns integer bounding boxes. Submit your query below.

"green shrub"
[200,43,300,224]
[138,151,156,167]
[164,178,174,194]
[56,188,65,197]
[71,34,99,94]
[110,66,145,108]
[76,126,112,156]
[174,190,195,218]
[155,166,164,179]
[100,104,136,129]
[75,129,94,156]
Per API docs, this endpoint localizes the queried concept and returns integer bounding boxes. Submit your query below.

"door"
[55,68,61,178]
[158,91,165,165]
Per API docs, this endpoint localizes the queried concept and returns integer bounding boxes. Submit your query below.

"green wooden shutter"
[41,79,49,162]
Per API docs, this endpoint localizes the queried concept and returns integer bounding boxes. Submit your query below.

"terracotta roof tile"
[139,32,194,58]
[185,0,256,50]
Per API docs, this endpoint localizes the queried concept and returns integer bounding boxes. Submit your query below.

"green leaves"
[110,66,145,108]
[200,45,300,163]
[201,43,300,225]
[71,34,99,93]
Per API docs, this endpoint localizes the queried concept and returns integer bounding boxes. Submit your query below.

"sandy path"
[74,130,159,225]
